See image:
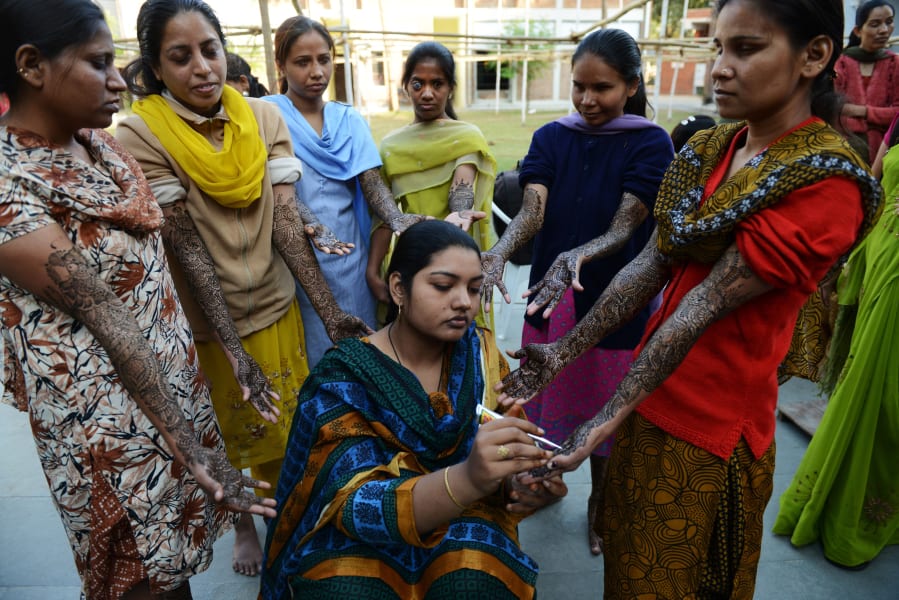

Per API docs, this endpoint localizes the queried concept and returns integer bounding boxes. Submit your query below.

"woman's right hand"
[185,446,277,518]
[480,251,511,308]
[460,416,552,497]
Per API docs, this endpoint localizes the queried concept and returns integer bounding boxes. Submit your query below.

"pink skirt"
[521,289,633,457]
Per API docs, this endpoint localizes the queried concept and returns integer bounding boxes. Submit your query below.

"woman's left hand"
[221,344,280,423]
[444,210,487,232]
[324,311,374,342]
[304,222,355,255]
[505,472,568,515]
[524,249,586,319]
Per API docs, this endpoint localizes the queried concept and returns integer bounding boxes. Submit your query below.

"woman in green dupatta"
[366,42,497,330]
[262,221,566,599]
[773,113,899,569]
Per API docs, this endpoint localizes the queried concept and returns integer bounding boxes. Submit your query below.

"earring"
[17,67,26,77]
[397,304,403,321]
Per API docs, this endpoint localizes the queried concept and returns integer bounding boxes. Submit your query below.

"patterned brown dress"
[0,126,232,598]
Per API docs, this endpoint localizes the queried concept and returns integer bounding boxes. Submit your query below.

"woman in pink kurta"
[835,0,899,162]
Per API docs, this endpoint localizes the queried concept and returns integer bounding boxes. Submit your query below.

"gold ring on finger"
[497,444,510,460]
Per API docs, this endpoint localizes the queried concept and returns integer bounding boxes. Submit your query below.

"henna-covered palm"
[498,341,570,404]
[525,250,584,319]
[480,251,510,307]
[304,222,354,255]
[444,209,486,232]
[324,311,373,342]
[185,446,277,517]
[233,352,280,422]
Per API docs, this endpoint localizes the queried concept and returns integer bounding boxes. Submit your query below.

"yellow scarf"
[132,85,266,208]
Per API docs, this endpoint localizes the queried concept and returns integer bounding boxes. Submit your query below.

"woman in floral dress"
[0,0,275,598]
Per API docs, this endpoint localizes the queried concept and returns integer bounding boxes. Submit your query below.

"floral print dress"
[0,126,231,598]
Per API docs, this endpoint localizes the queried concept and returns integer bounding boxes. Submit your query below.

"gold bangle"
[443,466,467,511]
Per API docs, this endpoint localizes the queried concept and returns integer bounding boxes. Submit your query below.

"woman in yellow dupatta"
[116,0,369,579]
[366,41,497,331]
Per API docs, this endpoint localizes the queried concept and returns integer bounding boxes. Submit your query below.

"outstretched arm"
[525,192,651,318]
[481,182,548,306]
[272,183,372,341]
[498,227,671,403]
[161,202,280,423]
[546,242,773,473]
[0,225,276,517]
[358,168,427,234]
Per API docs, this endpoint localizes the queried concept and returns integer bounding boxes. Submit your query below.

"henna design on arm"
[271,185,371,341]
[41,246,275,515]
[161,205,279,422]
[358,168,425,234]
[499,228,671,402]
[448,180,475,213]
[547,243,773,471]
[526,192,651,318]
[481,183,548,306]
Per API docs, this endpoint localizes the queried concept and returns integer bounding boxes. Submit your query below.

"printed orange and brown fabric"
[0,126,232,598]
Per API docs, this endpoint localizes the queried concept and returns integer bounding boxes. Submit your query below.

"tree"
[651,0,713,38]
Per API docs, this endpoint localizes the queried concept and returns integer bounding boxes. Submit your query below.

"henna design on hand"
[161,206,279,422]
[294,196,354,255]
[480,251,509,307]
[184,445,277,516]
[525,192,650,318]
[272,188,372,341]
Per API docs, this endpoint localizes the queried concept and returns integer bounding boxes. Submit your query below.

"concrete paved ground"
[2,378,898,599]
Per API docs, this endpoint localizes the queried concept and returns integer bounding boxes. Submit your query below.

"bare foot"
[587,493,604,556]
[232,512,263,576]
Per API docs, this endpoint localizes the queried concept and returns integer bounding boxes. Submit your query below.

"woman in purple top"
[480,28,674,555]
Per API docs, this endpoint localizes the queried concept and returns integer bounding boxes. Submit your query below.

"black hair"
[847,1,895,48]
[226,52,269,97]
[572,28,649,117]
[401,41,458,120]
[385,220,480,322]
[717,0,844,125]
[0,0,105,102]
[273,16,334,95]
[670,114,717,152]
[122,0,226,97]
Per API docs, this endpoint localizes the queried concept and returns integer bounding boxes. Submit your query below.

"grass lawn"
[367,106,706,173]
